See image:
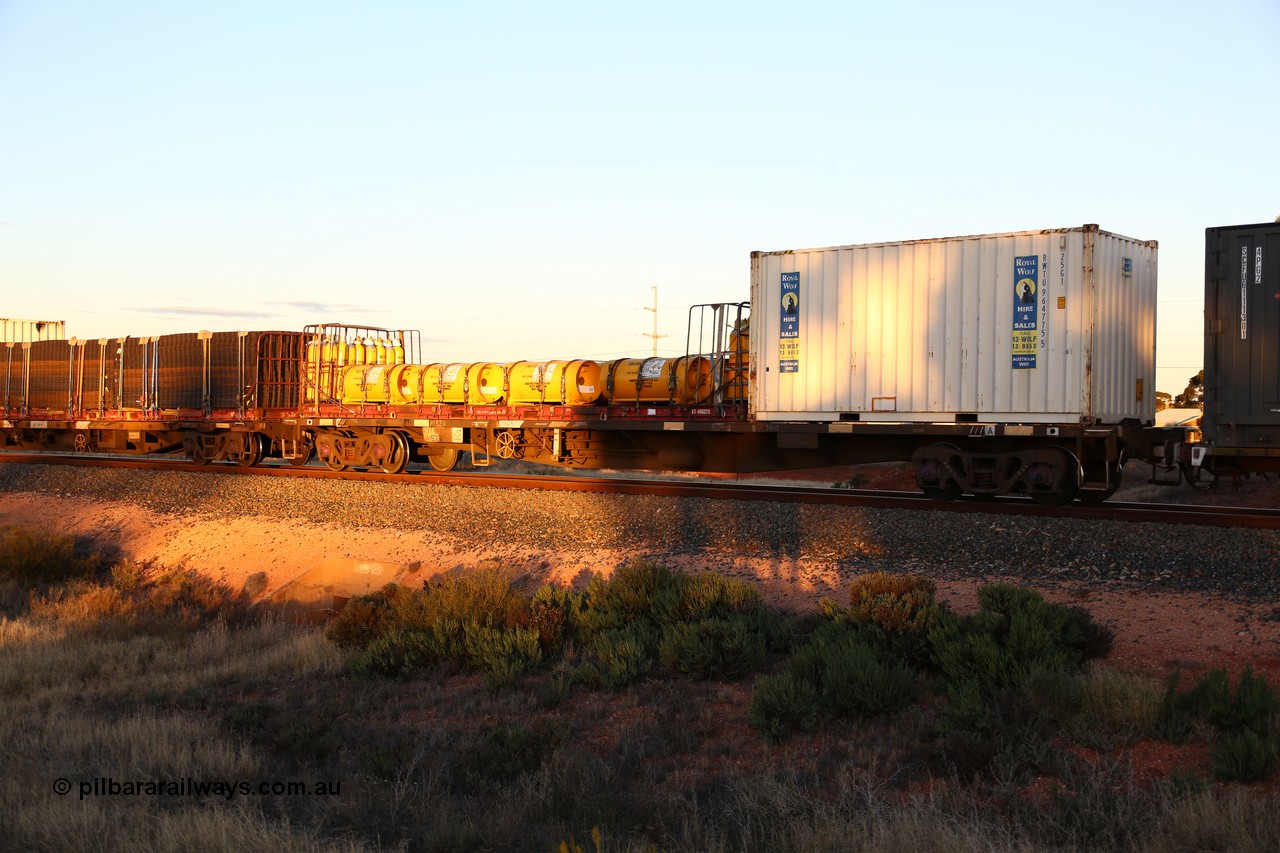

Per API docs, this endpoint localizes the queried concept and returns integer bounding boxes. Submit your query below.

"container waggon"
[0,222,1262,505]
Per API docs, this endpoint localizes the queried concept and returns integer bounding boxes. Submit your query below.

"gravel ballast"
[1,463,1276,600]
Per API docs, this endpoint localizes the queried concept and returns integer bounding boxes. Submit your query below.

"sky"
[1,0,1277,395]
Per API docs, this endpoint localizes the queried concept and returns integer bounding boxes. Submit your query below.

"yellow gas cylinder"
[389,363,423,404]
[720,366,747,400]
[318,338,337,398]
[340,364,392,404]
[392,338,405,364]
[506,360,603,405]
[422,363,468,403]
[364,337,378,365]
[304,337,320,402]
[466,362,505,404]
[604,356,712,404]
[352,337,367,366]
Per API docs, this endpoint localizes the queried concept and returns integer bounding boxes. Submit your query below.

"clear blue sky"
[2,0,1277,394]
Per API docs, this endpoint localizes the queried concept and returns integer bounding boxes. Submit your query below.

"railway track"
[1,451,1277,530]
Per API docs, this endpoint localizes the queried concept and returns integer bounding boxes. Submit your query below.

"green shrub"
[325,584,405,649]
[788,621,917,717]
[929,613,1010,688]
[926,584,1103,762]
[1160,665,1280,745]
[930,585,1111,695]
[577,559,685,637]
[657,616,768,681]
[819,638,918,718]
[747,620,918,742]
[572,561,788,687]
[0,526,101,585]
[1185,666,1280,735]
[349,628,440,679]
[530,583,587,650]
[578,623,658,689]
[1211,730,1278,782]
[747,671,822,744]
[405,567,530,633]
[677,571,762,621]
[1156,668,1202,742]
[467,624,543,690]
[975,584,1113,661]
[1224,667,1280,734]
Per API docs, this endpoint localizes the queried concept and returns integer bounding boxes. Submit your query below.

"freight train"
[2,222,1276,506]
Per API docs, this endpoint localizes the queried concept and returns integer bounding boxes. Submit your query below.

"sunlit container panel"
[749,225,1158,424]
[0,319,65,343]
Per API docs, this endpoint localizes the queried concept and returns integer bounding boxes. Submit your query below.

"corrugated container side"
[749,225,1157,424]
[0,319,66,343]
[1091,229,1159,423]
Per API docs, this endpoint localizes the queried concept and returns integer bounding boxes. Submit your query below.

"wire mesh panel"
[117,338,148,412]
[76,341,110,415]
[1,344,17,412]
[209,332,257,411]
[155,333,203,410]
[26,339,73,412]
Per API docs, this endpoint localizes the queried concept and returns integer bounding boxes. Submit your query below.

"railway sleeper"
[913,443,1085,506]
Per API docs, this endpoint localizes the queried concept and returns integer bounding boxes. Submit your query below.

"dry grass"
[2,527,1278,852]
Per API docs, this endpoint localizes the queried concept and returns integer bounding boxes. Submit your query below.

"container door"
[1204,223,1280,444]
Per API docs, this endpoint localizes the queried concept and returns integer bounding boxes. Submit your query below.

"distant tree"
[1155,391,1173,410]
[1173,369,1205,408]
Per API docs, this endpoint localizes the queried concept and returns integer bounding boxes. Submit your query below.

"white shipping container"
[749,225,1158,424]
[0,318,66,343]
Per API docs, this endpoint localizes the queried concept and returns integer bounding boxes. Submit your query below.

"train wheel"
[234,433,265,468]
[1077,461,1122,504]
[189,437,213,465]
[287,445,313,467]
[1028,448,1080,506]
[74,432,90,453]
[427,447,459,472]
[915,443,964,501]
[379,432,410,474]
[322,450,348,472]
[920,483,963,501]
[1181,462,1217,492]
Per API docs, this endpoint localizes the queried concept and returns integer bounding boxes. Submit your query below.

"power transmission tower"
[643,286,667,356]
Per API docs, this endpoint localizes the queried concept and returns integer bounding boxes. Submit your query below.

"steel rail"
[1,452,1278,530]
